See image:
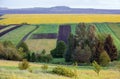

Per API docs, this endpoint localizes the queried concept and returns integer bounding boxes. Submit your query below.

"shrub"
[18,59,29,70]
[41,49,46,55]
[40,54,53,62]
[0,41,22,60]
[99,50,111,66]
[41,64,48,71]
[3,40,14,47]
[92,61,101,75]
[52,66,75,77]
[17,42,29,53]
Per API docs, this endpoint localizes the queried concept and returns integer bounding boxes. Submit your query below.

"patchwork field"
[0,22,120,52]
[0,14,120,24]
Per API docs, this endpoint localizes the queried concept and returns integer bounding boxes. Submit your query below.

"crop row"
[31,33,57,39]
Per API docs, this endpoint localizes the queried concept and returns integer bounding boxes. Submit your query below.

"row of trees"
[51,23,118,66]
[65,23,118,66]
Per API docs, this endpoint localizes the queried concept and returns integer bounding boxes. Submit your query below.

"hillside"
[0,60,119,79]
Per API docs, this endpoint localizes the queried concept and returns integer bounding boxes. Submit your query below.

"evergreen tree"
[92,40,104,63]
[104,35,118,61]
[31,52,36,62]
[26,53,31,61]
[65,33,75,62]
[51,41,66,58]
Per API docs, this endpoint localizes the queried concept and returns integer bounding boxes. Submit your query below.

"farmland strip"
[0,25,35,45]
[31,33,57,39]
[0,24,22,37]
[17,25,39,46]
[0,25,9,30]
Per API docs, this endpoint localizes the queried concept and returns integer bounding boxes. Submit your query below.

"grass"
[32,24,59,34]
[0,60,120,79]
[0,14,120,24]
[25,39,57,53]
[0,25,36,45]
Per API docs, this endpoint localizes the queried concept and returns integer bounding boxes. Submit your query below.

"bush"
[40,54,53,62]
[3,41,14,47]
[18,59,29,70]
[52,66,75,77]
[41,64,48,71]
[99,50,111,66]
[17,42,29,53]
[41,49,46,55]
[3,47,22,60]
[92,61,101,75]
[0,42,22,60]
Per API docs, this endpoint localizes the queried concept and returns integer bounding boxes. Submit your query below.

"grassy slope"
[0,25,36,45]
[0,60,119,79]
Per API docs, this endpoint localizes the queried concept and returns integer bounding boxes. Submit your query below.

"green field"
[0,25,36,45]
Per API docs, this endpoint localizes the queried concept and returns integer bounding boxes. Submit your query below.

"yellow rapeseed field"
[0,14,120,24]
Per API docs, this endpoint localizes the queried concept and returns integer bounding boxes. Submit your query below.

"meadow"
[25,39,57,53]
[0,14,120,24]
[0,60,120,79]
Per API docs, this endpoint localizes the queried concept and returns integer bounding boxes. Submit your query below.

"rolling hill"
[0,6,120,14]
